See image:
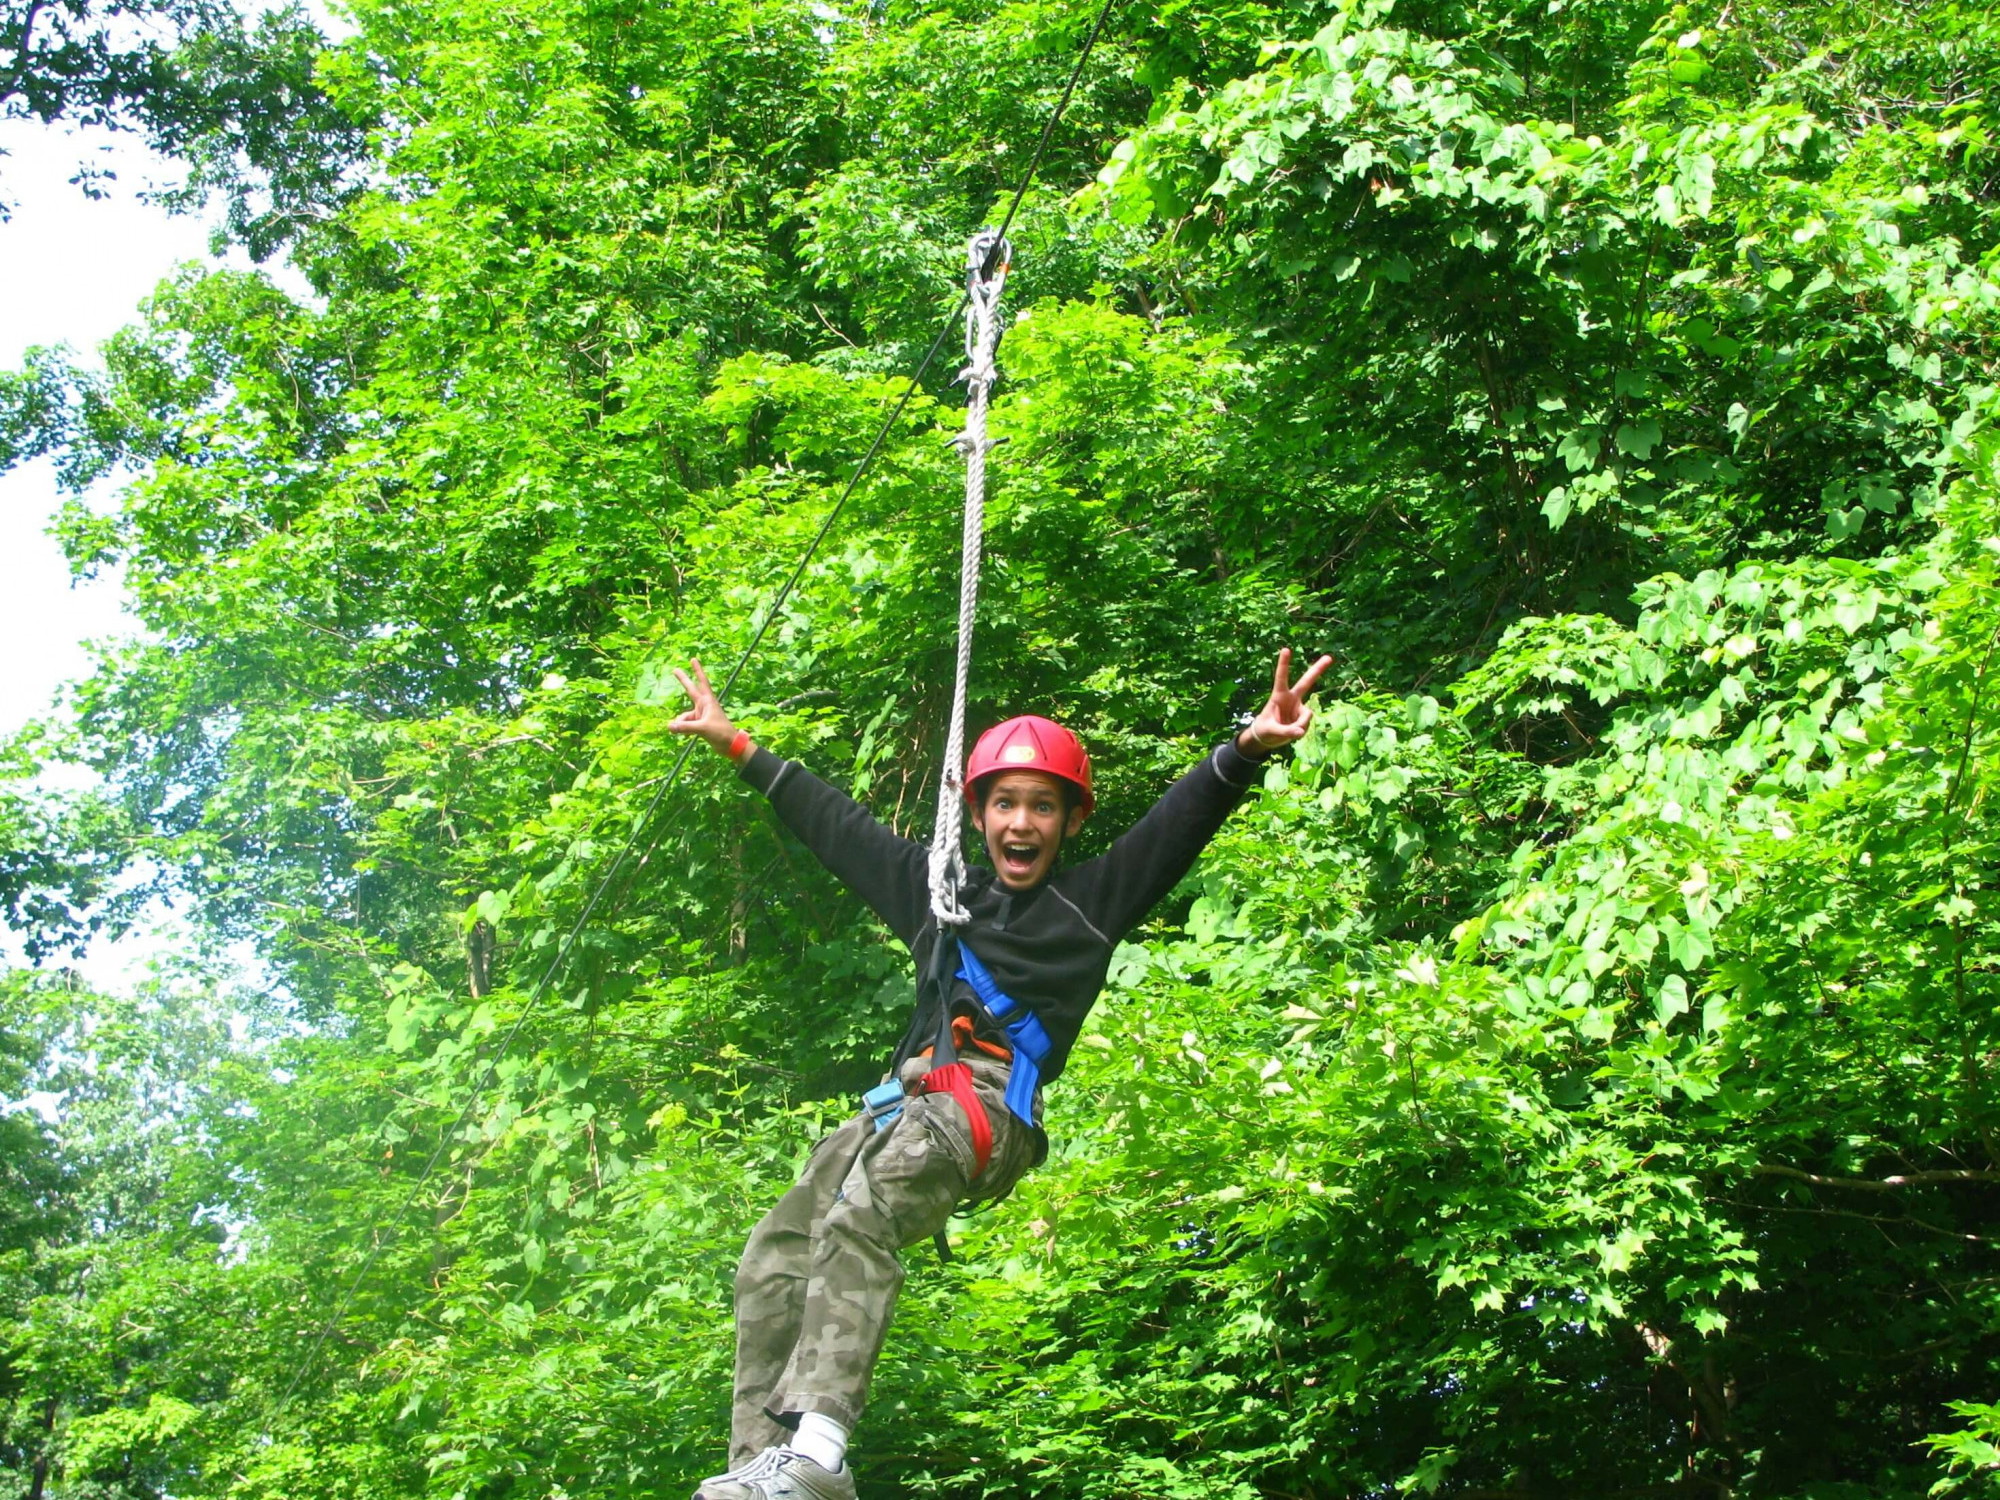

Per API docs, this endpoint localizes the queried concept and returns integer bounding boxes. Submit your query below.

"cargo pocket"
[877,1101,975,1251]
[969,1113,1033,1206]
[916,1090,980,1186]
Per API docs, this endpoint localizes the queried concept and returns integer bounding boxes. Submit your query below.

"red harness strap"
[920,1061,993,1179]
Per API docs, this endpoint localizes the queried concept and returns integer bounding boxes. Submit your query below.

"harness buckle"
[861,1078,906,1133]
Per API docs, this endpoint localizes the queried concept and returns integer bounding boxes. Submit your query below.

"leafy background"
[3,0,2000,1495]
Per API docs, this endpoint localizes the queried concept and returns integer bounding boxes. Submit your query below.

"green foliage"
[2,0,1999,1495]
[1930,1401,2000,1497]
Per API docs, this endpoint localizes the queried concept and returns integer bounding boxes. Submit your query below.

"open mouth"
[999,841,1041,878]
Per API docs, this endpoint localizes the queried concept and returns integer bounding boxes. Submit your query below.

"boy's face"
[972,770,1088,890]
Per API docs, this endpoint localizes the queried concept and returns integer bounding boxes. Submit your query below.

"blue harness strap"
[954,941,1050,1129]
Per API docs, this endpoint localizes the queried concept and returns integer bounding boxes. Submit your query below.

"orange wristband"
[727,729,751,762]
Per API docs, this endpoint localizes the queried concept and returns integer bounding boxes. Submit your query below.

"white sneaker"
[696,1447,782,1493]
[693,1445,855,1500]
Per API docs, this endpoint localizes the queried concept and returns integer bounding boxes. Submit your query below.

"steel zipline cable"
[274,0,1122,1413]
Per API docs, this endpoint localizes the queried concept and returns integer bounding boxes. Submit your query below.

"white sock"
[791,1412,848,1472]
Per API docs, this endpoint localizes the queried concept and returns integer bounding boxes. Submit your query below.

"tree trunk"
[26,1395,56,1500]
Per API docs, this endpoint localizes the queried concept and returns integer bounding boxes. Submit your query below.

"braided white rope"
[928,230,1010,927]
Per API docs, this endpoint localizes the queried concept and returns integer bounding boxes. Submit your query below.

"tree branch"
[1752,1163,2000,1192]
[0,0,47,104]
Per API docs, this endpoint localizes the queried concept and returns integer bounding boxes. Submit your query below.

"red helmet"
[964,715,1094,815]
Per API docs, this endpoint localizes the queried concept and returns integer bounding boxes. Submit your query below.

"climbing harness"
[913,942,1052,1174]
[954,941,1052,1131]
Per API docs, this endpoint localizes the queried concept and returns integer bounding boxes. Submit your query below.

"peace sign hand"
[1238,648,1333,759]
[664,658,742,758]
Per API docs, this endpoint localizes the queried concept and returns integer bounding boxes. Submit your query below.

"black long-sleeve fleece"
[737,739,1264,1086]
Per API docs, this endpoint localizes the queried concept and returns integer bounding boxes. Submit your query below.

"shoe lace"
[712,1447,784,1485]
[767,1449,843,1494]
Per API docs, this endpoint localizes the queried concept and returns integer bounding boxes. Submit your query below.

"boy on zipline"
[667,646,1330,1500]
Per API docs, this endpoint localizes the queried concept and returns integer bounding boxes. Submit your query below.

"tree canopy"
[3,0,2000,1494]
[0,0,359,252]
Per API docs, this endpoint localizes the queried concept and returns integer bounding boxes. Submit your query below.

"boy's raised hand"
[665,658,741,757]
[1238,648,1333,758]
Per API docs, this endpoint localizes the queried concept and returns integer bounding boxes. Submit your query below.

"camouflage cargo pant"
[729,1053,1038,1462]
